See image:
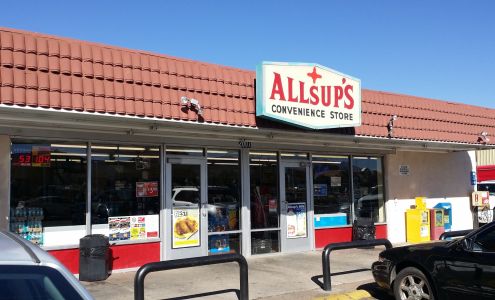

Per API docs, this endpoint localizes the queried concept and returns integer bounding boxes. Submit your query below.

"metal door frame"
[163,156,208,260]
[280,160,314,252]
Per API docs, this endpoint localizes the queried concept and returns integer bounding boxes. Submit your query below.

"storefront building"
[477,149,495,188]
[0,27,493,273]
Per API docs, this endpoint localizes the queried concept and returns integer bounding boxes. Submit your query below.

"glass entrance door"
[164,157,207,259]
[280,162,312,252]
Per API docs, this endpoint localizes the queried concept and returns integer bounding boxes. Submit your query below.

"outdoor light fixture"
[387,115,398,138]
[478,131,490,144]
[181,96,203,115]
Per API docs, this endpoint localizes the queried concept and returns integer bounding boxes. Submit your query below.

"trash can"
[79,234,109,281]
[352,218,376,241]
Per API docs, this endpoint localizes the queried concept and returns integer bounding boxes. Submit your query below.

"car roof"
[0,231,95,300]
[0,231,59,265]
[0,231,37,263]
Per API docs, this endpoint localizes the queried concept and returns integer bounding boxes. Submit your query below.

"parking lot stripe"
[313,290,373,300]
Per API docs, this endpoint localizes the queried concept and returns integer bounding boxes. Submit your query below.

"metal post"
[86,142,92,235]
[240,148,252,256]
[321,239,392,291]
[134,253,248,300]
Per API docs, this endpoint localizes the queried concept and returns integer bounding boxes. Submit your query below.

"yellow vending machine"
[406,197,431,243]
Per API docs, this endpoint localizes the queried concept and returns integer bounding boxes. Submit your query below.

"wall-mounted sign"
[256,62,361,129]
[472,191,489,207]
[470,171,477,186]
[399,165,410,176]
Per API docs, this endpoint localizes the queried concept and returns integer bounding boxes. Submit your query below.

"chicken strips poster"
[172,207,200,248]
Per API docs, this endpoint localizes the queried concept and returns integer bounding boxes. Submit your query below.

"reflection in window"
[207,150,241,233]
[0,265,85,300]
[313,156,351,227]
[353,157,385,223]
[474,227,495,252]
[91,145,160,224]
[250,152,279,229]
[10,142,87,246]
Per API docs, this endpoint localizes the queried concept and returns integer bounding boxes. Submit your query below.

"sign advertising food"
[108,215,159,241]
[287,203,307,238]
[172,207,200,248]
[256,62,361,129]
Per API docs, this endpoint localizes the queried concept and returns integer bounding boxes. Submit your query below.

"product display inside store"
[10,142,87,246]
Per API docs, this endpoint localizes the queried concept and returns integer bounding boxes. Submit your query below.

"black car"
[372,222,495,300]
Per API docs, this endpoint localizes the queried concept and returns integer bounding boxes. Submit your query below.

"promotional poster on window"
[108,215,159,241]
[136,181,159,197]
[172,207,200,248]
[287,203,307,238]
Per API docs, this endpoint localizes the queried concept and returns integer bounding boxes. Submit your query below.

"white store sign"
[256,62,361,129]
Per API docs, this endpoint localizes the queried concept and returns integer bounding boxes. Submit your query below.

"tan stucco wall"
[384,150,475,243]
[0,135,10,231]
[385,150,473,199]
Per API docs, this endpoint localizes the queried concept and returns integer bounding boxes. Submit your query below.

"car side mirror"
[460,238,473,251]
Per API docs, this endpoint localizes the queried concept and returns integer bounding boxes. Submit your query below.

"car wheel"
[393,267,434,300]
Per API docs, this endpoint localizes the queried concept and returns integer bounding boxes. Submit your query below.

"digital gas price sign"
[12,145,51,167]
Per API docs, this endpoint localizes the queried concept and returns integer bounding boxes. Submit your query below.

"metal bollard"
[134,253,248,300]
[321,239,392,291]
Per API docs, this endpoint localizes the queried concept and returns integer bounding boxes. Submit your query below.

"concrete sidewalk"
[82,248,389,300]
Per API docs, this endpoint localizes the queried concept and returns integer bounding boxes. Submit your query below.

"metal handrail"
[134,253,248,300]
[321,239,393,291]
[439,229,473,240]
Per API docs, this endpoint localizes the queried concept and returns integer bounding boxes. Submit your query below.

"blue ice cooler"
[434,202,452,232]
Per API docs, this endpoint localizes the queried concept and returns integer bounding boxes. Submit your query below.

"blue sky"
[3,1,494,108]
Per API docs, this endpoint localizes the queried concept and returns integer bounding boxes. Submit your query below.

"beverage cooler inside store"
[10,207,44,245]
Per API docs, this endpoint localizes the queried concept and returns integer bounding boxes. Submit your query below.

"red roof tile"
[0,27,494,145]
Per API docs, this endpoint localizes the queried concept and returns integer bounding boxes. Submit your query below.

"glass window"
[281,152,309,160]
[208,233,241,255]
[313,155,351,227]
[251,231,279,254]
[10,142,87,246]
[0,265,85,300]
[207,150,241,232]
[91,145,160,240]
[352,156,385,223]
[171,164,201,248]
[474,227,495,252]
[166,147,204,156]
[250,152,279,229]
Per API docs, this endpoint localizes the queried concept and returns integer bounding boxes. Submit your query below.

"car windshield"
[0,265,84,300]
